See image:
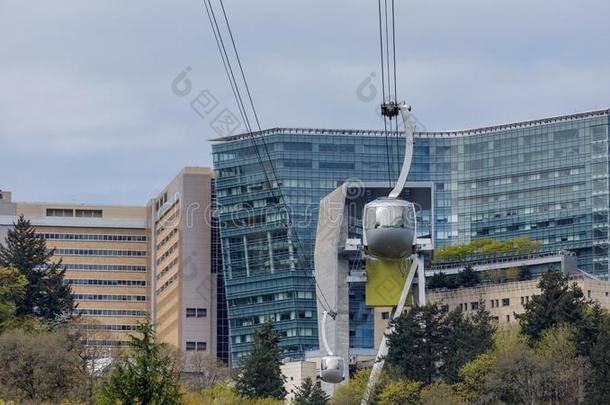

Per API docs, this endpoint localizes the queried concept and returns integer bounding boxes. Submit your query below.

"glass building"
[212,109,610,363]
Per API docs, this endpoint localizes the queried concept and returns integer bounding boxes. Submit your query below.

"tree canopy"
[0,215,74,321]
[235,321,287,400]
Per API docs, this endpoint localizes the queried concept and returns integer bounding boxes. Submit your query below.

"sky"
[1,0,609,205]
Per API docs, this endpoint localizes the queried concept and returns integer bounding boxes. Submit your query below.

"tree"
[517,269,587,342]
[419,382,465,405]
[0,216,74,321]
[458,265,480,287]
[0,329,85,403]
[453,352,495,404]
[235,321,287,400]
[97,321,181,405]
[585,316,610,403]
[293,377,329,405]
[517,266,532,281]
[378,380,422,405]
[0,266,27,329]
[442,305,495,383]
[386,304,448,383]
[485,326,588,405]
[427,272,448,289]
[330,368,370,405]
[182,353,230,391]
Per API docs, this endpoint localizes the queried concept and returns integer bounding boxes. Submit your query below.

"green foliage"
[585,314,610,404]
[97,321,181,405]
[443,306,495,383]
[378,380,422,405]
[386,303,494,385]
[330,368,369,405]
[516,269,587,342]
[419,382,465,405]
[485,326,588,404]
[184,383,284,405]
[458,265,480,287]
[0,216,74,322]
[292,377,329,405]
[0,266,27,329]
[434,236,541,262]
[453,352,495,403]
[235,321,287,400]
[386,304,448,383]
[517,266,532,281]
[0,329,85,403]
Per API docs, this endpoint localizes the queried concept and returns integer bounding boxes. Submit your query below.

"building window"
[186,308,197,318]
[196,342,207,351]
[502,298,510,307]
[197,308,207,318]
[506,315,510,322]
[46,208,74,217]
[186,342,196,351]
[470,302,479,310]
[381,312,390,320]
[75,209,103,218]
[588,290,592,298]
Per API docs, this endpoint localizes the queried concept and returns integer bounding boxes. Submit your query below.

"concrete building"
[427,271,610,325]
[212,109,610,363]
[0,167,228,363]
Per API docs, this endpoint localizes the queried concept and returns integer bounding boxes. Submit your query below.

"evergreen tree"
[235,321,287,400]
[516,269,587,342]
[427,272,448,289]
[517,266,532,281]
[293,377,329,405]
[442,305,495,383]
[97,321,181,405]
[386,304,448,383]
[0,215,74,320]
[0,266,27,329]
[585,317,610,404]
[458,265,480,288]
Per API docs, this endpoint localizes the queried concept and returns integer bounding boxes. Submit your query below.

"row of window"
[156,242,178,265]
[65,279,146,287]
[81,339,127,347]
[185,341,207,351]
[156,228,178,251]
[76,324,138,331]
[232,328,315,344]
[46,208,103,218]
[233,310,313,327]
[54,248,147,257]
[186,308,207,318]
[38,233,146,242]
[156,274,178,295]
[75,308,147,317]
[63,264,147,272]
[73,294,146,302]
[156,257,178,280]
[228,291,313,307]
[464,167,582,190]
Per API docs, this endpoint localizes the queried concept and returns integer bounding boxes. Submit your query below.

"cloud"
[0,0,609,204]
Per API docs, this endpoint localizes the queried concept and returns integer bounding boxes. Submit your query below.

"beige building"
[0,167,222,362]
[427,273,610,324]
[148,167,218,361]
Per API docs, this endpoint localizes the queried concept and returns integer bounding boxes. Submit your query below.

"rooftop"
[210,108,610,142]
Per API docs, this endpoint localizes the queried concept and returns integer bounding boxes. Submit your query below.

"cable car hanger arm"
[388,103,414,199]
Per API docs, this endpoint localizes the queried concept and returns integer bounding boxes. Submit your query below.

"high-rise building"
[0,167,228,363]
[211,109,610,363]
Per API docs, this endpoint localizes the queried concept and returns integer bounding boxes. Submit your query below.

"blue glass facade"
[212,110,610,363]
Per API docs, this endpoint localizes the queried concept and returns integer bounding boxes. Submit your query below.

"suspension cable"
[202,0,333,314]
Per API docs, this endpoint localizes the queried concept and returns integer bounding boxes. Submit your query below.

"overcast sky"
[1,1,609,205]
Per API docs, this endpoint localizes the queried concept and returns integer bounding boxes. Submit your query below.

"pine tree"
[235,321,287,400]
[0,215,74,320]
[97,321,181,405]
[516,269,587,342]
[458,265,480,288]
[293,377,329,405]
[386,304,448,383]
